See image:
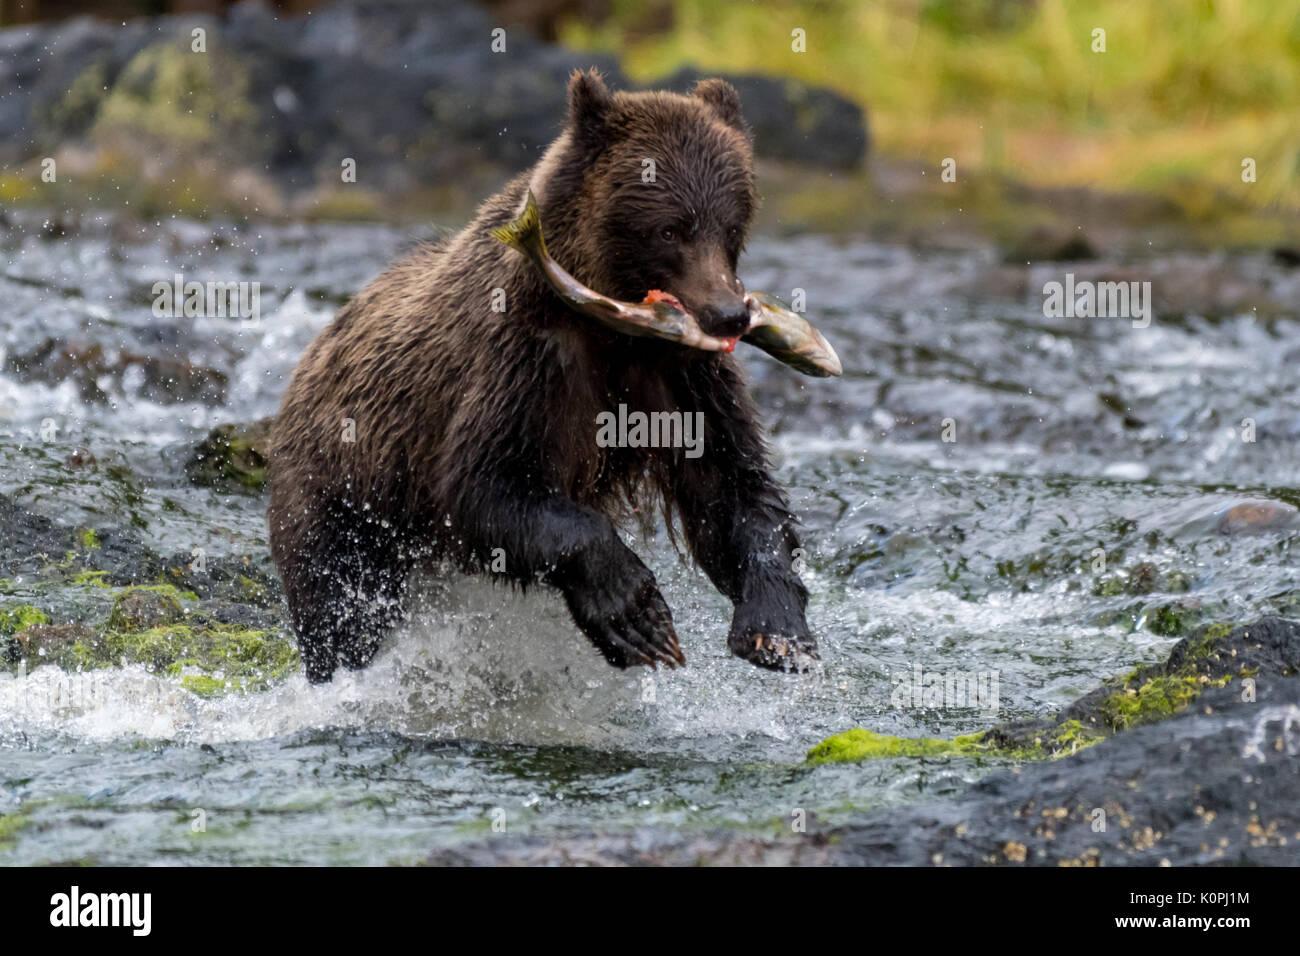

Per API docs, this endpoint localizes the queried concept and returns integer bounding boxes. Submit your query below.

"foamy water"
[1,212,1297,862]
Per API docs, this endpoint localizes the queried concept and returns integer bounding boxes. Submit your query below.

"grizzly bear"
[268,70,818,683]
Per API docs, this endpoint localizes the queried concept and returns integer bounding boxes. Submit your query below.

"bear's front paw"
[727,603,818,672]
[559,551,685,669]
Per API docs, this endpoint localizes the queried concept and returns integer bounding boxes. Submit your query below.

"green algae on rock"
[809,618,1300,766]
[185,419,274,493]
[0,604,50,635]
[807,718,1105,765]
[1,577,297,696]
[93,39,257,153]
[1096,673,1228,732]
[1079,618,1295,735]
[105,586,186,632]
[64,622,298,695]
[807,729,989,764]
[1143,600,1207,637]
[0,805,37,848]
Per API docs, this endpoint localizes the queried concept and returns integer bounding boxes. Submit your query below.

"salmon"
[492,191,842,377]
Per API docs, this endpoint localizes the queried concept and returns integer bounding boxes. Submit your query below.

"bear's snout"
[693,297,752,339]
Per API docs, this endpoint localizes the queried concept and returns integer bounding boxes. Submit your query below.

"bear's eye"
[727,225,741,240]
[659,227,677,242]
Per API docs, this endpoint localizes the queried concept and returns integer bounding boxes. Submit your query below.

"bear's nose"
[694,299,751,339]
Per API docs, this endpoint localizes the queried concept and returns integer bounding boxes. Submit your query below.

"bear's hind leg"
[281,557,344,683]
[332,549,410,673]
[279,514,411,683]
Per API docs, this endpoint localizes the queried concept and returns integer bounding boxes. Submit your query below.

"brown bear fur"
[268,70,816,682]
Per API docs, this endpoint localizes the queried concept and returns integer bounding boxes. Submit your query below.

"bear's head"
[532,69,757,340]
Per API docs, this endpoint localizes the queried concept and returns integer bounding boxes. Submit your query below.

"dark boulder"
[0,0,868,205]
[657,67,868,170]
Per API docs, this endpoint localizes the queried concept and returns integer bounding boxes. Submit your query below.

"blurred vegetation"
[562,0,1300,212]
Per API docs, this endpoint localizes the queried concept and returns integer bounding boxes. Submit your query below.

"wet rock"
[827,675,1300,866]
[991,617,1299,748]
[119,350,229,405]
[1090,560,1189,598]
[427,828,832,866]
[90,620,299,694]
[5,603,303,693]
[105,586,185,632]
[63,448,98,470]
[1124,560,1159,595]
[0,497,170,587]
[1165,617,1300,684]
[657,68,868,170]
[8,622,99,662]
[1215,501,1299,536]
[0,502,78,574]
[154,554,282,612]
[1272,245,1300,268]
[0,499,290,688]
[802,616,1298,767]
[5,338,228,405]
[1001,226,1098,263]
[185,418,274,493]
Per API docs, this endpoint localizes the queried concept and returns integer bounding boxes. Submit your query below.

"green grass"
[562,0,1300,211]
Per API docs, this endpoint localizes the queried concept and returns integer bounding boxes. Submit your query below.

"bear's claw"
[595,602,684,669]
[728,630,819,673]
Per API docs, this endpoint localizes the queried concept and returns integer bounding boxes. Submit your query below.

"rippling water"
[1,211,1297,863]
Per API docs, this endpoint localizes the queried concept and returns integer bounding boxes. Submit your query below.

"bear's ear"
[566,68,613,147]
[694,78,746,133]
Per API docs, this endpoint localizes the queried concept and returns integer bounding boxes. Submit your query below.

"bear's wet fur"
[268,70,817,683]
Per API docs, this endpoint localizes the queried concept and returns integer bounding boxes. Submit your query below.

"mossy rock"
[93,38,257,151]
[0,605,50,635]
[810,617,1300,765]
[1144,600,1206,637]
[808,718,1105,765]
[57,619,299,695]
[807,729,989,764]
[185,418,274,493]
[1096,673,1225,731]
[1065,617,1298,735]
[39,60,112,142]
[0,805,37,847]
[105,587,185,631]
[6,623,100,665]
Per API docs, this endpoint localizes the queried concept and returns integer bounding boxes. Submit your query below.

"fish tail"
[490,190,547,260]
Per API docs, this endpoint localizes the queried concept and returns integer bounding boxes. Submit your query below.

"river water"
[1,210,1296,863]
